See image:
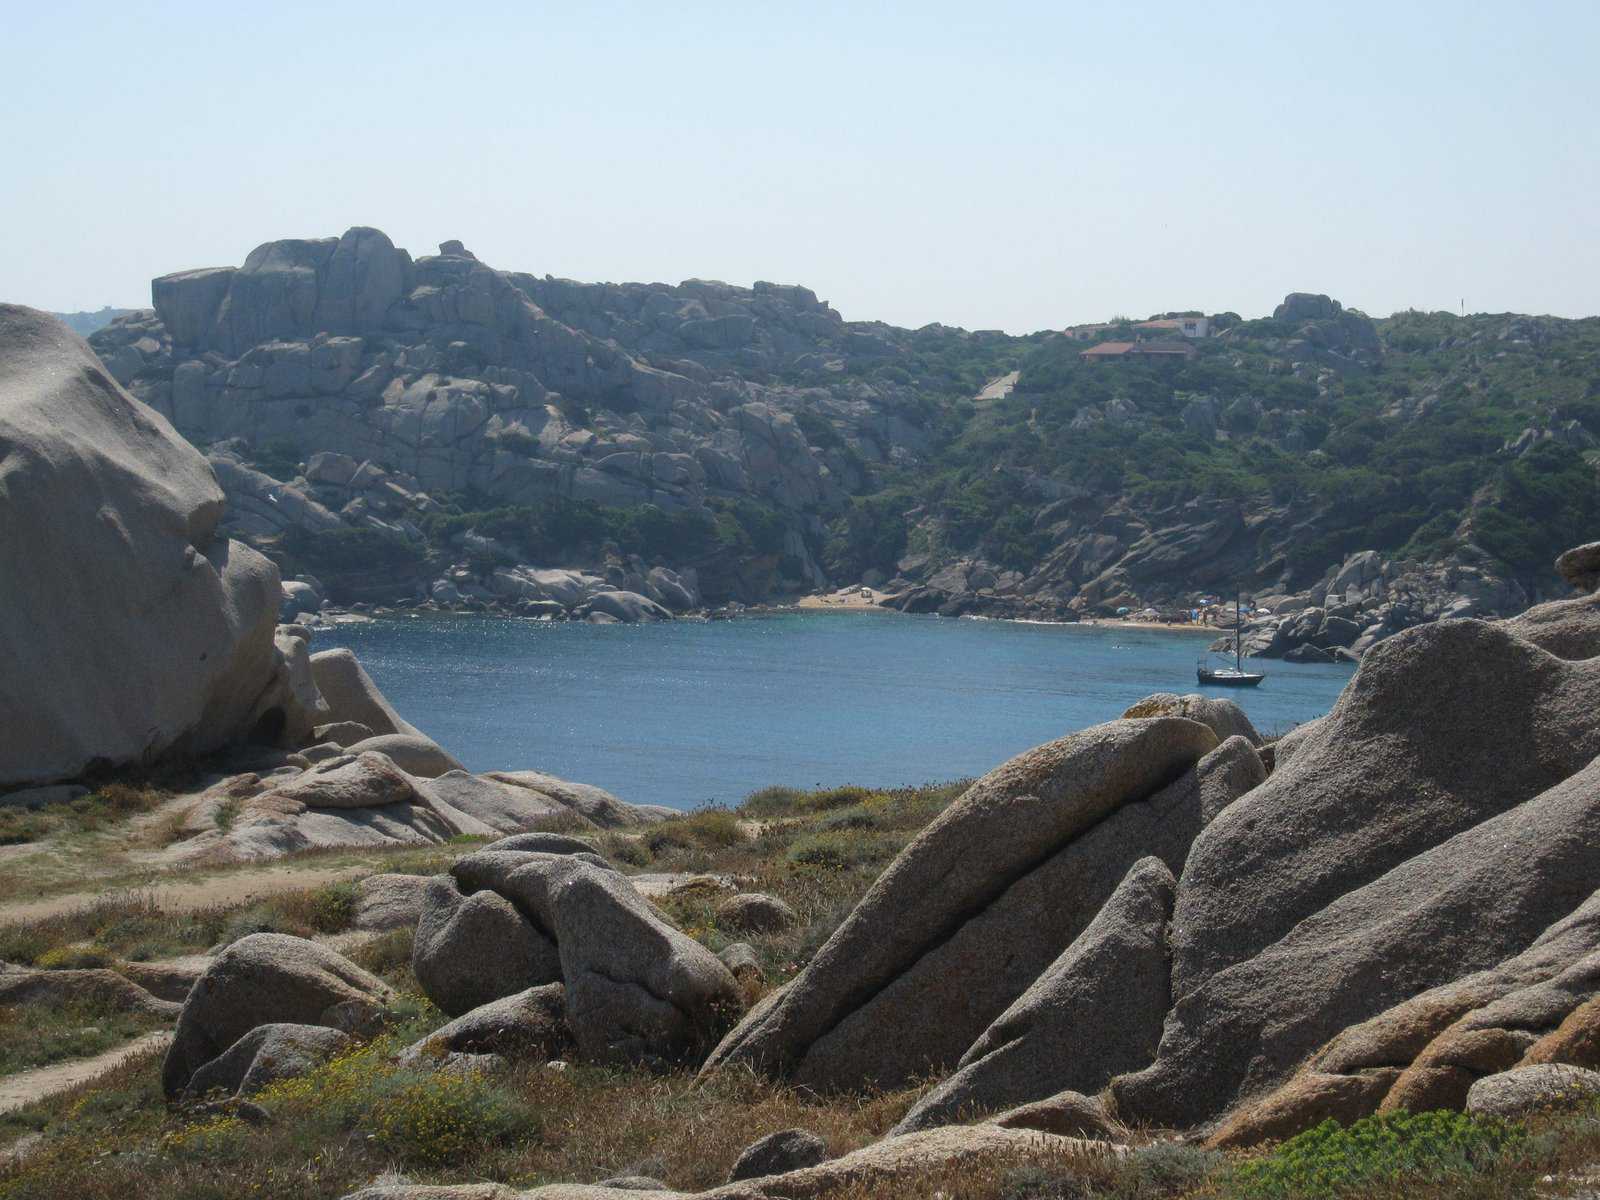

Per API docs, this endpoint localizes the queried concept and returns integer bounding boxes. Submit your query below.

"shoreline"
[308,593,1225,638]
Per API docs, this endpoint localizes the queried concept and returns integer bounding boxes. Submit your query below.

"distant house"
[1079,340,1138,360]
[1136,316,1210,339]
[1079,339,1196,363]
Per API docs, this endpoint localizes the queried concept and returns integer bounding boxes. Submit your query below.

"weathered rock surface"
[1466,1064,1600,1119]
[162,933,393,1096]
[412,876,562,1016]
[352,873,432,931]
[182,1022,351,1099]
[1210,883,1600,1145]
[0,964,178,1019]
[482,772,671,828]
[715,894,798,935]
[262,752,421,810]
[400,984,571,1065]
[310,649,423,738]
[0,306,285,786]
[727,1129,829,1182]
[1503,592,1600,661]
[894,856,1175,1134]
[1115,744,1600,1130]
[451,850,740,1064]
[1121,693,1261,746]
[699,718,1218,1090]
[486,831,603,857]
[345,733,465,779]
[338,1126,1116,1200]
[1167,620,1600,997]
[1557,542,1600,593]
[988,1091,1123,1141]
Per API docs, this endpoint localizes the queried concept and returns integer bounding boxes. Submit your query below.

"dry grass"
[10,775,1599,1200]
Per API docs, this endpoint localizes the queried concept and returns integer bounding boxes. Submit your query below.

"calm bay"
[319,611,1354,810]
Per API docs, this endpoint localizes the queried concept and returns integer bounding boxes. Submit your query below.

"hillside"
[88,230,1600,629]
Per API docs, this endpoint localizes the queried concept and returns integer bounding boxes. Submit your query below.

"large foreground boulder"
[0,306,285,786]
[699,718,1220,1090]
[162,933,394,1096]
[894,856,1175,1134]
[451,850,741,1064]
[1210,884,1600,1145]
[1113,749,1600,1130]
[1165,622,1600,1004]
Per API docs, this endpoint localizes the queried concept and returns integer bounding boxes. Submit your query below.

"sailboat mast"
[1235,590,1243,672]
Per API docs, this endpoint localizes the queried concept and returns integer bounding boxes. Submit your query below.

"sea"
[317,611,1354,811]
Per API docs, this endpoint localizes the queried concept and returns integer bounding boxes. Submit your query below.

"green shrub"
[256,1040,537,1168]
[604,837,652,867]
[285,880,358,934]
[34,944,112,970]
[349,927,415,983]
[786,829,899,871]
[645,808,743,855]
[1228,1110,1525,1197]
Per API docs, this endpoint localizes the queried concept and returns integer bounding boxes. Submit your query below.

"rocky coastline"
[9,304,1600,1197]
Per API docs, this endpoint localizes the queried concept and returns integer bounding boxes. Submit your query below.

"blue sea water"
[317,611,1354,811]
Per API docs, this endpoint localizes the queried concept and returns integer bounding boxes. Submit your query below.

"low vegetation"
[7,780,1600,1198]
[0,1001,168,1079]
[0,784,167,847]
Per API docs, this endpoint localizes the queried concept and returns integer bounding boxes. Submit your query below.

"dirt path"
[974,370,1019,402]
[0,1032,172,1115]
[0,863,367,927]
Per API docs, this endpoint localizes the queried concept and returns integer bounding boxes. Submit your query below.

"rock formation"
[0,306,294,786]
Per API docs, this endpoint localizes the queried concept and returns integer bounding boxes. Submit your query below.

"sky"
[5,1,1597,333]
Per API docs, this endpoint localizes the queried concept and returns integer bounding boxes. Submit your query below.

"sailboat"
[1197,591,1265,687]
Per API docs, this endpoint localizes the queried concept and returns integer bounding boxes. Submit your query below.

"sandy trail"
[0,863,367,927]
[0,1032,172,1115]
[974,370,1019,402]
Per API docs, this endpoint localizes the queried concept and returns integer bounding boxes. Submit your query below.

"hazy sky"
[7,1,1597,332]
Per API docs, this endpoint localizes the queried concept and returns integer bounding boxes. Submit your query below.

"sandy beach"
[795,588,1224,635]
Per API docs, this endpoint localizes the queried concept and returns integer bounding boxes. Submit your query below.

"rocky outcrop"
[450,850,741,1065]
[87,228,904,602]
[0,964,178,1020]
[699,718,1221,1091]
[399,984,571,1065]
[1215,548,1529,662]
[1557,542,1600,593]
[715,893,798,935]
[1466,1064,1600,1119]
[412,875,563,1016]
[162,933,393,1097]
[181,1022,351,1100]
[0,306,292,786]
[1111,619,1600,1129]
[1209,883,1600,1145]
[727,1130,830,1182]
[340,1126,1117,1200]
[894,856,1175,1134]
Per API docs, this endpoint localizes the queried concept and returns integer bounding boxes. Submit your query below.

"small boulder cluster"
[1221,546,1528,663]
[159,831,747,1106]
